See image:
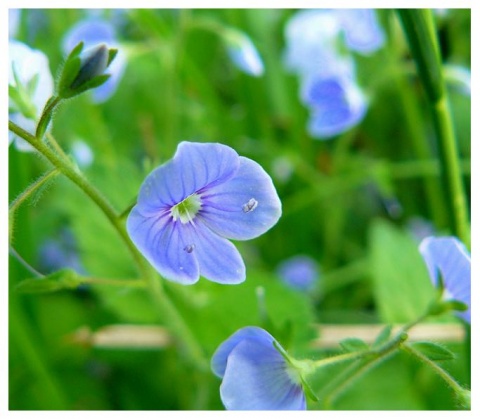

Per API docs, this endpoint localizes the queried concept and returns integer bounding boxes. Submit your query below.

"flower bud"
[57,42,117,99]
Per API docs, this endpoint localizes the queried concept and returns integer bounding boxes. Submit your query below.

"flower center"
[171,193,202,224]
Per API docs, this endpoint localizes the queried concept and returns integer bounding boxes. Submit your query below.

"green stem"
[320,330,408,408]
[9,119,208,370]
[401,343,469,406]
[80,277,147,288]
[46,132,71,162]
[145,271,209,371]
[9,168,59,214]
[431,97,470,245]
[397,9,469,247]
[10,119,146,274]
[9,246,44,278]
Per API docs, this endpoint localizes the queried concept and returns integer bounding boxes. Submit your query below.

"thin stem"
[46,132,71,162]
[9,119,147,276]
[145,271,209,371]
[80,277,146,288]
[401,343,468,398]
[9,168,59,214]
[9,246,45,278]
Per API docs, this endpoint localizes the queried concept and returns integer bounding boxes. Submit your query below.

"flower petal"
[220,340,306,410]
[303,74,367,138]
[199,157,282,240]
[211,326,275,378]
[126,207,199,284]
[188,222,246,284]
[135,142,240,214]
[419,236,471,322]
[338,9,385,55]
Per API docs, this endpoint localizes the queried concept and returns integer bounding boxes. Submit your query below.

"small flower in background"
[302,70,368,139]
[283,9,341,78]
[277,255,320,292]
[211,326,306,410]
[38,228,86,275]
[419,236,471,323]
[127,142,281,285]
[223,28,264,77]
[9,39,54,151]
[62,19,126,103]
[337,9,385,55]
[71,139,94,168]
[283,9,384,140]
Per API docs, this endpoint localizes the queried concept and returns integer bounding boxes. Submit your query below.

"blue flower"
[302,69,367,138]
[9,40,54,151]
[127,142,281,285]
[211,326,306,410]
[62,19,126,103]
[277,255,319,292]
[337,9,385,55]
[224,30,264,77]
[283,9,341,78]
[419,236,471,323]
[39,228,86,275]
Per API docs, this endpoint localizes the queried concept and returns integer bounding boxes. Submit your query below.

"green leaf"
[368,219,436,323]
[339,337,369,353]
[15,269,81,293]
[410,341,455,361]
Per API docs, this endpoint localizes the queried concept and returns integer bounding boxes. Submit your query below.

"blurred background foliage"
[9,8,470,410]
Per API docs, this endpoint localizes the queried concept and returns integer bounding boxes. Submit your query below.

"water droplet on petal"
[242,198,258,213]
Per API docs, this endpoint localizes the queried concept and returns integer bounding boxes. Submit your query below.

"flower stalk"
[8,119,208,371]
[397,9,469,247]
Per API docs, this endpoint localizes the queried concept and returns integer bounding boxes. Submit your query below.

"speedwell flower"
[127,142,282,285]
[277,255,320,292]
[302,69,367,138]
[211,326,306,410]
[419,236,471,323]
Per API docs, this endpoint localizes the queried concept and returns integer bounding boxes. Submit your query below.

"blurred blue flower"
[419,236,471,323]
[283,9,341,78]
[211,326,306,410]
[337,9,385,55]
[62,19,126,103]
[127,142,281,285]
[39,228,86,275]
[9,40,54,151]
[283,9,381,139]
[302,69,367,138]
[277,255,319,291]
[224,30,264,76]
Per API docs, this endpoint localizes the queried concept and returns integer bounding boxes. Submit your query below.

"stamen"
[242,198,258,213]
[184,244,195,253]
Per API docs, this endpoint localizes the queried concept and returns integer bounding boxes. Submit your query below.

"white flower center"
[171,193,202,224]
